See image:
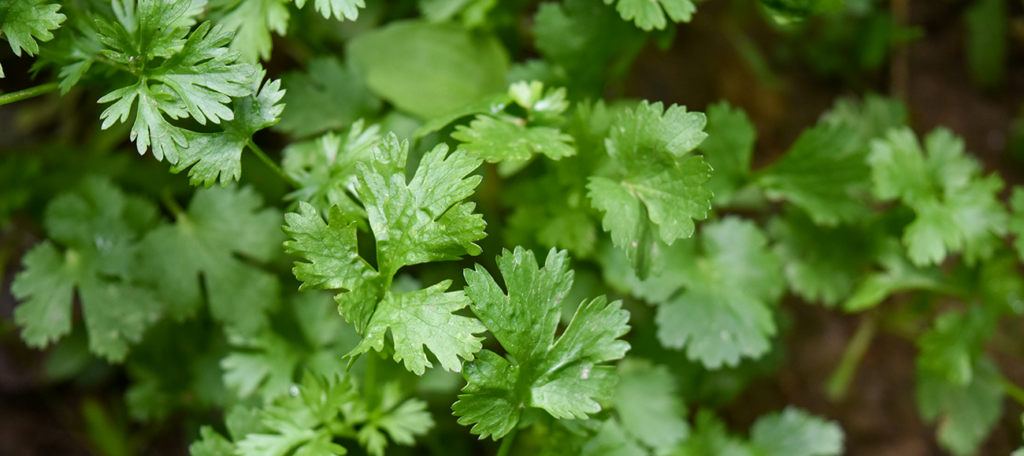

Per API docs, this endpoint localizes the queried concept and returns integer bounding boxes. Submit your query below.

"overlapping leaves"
[96,0,256,161]
[284,133,487,375]
[869,127,1008,266]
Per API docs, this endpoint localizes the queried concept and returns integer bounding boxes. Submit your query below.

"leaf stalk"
[246,140,300,188]
[496,427,517,456]
[0,82,60,106]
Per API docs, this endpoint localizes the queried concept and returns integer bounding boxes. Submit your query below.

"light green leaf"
[615,359,688,450]
[917,306,994,387]
[12,177,161,362]
[451,114,576,166]
[749,407,844,456]
[869,127,1008,266]
[190,426,235,456]
[917,358,1004,456]
[652,217,783,368]
[604,0,696,31]
[294,0,364,21]
[139,186,282,334]
[209,0,289,62]
[843,243,951,312]
[347,21,508,120]
[581,419,646,456]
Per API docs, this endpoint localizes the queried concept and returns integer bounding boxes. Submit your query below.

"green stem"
[0,82,60,106]
[160,188,187,220]
[825,315,877,401]
[1001,375,1024,407]
[496,427,517,456]
[246,140,300,188]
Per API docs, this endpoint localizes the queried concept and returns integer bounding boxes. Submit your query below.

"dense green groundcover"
[2,0,1024,455]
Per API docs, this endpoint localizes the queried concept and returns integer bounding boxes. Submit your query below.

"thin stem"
[246,140,300,188]
[825,315,877,402]
[1001,375,1024,407]
[160,188,187,221]
[496,427,517,456]
[0,82,60,106]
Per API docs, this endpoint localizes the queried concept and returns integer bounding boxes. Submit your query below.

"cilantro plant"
[2,1,1024,455]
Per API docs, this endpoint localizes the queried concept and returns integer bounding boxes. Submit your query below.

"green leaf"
[756,122,870,226]
[274,57,382,138]
[588,101,712,277]
[209,0,289,62]
[221,292,360,402]
[869,127,1008,266]
[604,0,696,31]
[0,0,66,77]
[820,94,907,145]
[917,306,994,387]
[581,419,646,456]
[675,410,756,456]
[749,407,844,456]
[358,383,434,456]
[615,359,688,450]
[698,101,756,204]
[190,426,235,456]
[283,120,382,220]
[843,243,951,311]
[97,11,256,162]
[1007,186,1024,262]
[171,70,286,187]
[139,185,282,334]
[451,114,575,166]
[533,0,647,96]
[652,217,783,368]
[294,0,365,21]
[346,281,487,377]
[769,210,876,306]
[917,358,1004,456]
[347,20,508,120]
[12,177,161,362]
[505,168,598,258]
[284,134,487,374]
[411,92,512,139]
[454,247,631,440]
